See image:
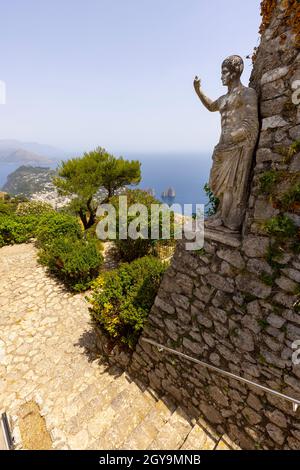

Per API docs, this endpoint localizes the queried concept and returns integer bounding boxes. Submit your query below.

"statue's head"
[221,55,244,86]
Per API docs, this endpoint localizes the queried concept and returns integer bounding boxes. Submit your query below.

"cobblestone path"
[0,243,237,450]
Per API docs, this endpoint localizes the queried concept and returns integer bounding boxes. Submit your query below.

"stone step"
[180,423,218,450]
[121,396,176,450]
[215,434,241,450]
[65,373,130,447]
[147,407,192,450]
[93,382,156,449]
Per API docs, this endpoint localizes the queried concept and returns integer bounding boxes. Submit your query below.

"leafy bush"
[0,214,39,246]
[204,183,219,216]
[279,183,300,212]
[109,189,176,262]
[259,170,281,195]
[16,200,54,216]
[290,140,300,157]
[264,215,298,240]
[0,201,13,215]
[0,196,27,215]
[89,256,167,348]
[36,212,82,246]
[39,236,103,291]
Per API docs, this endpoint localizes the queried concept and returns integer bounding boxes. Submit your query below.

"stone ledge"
[204,229,241,248]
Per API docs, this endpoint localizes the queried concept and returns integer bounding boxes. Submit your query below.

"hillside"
[0,139,66,164]
[2,165,57,197]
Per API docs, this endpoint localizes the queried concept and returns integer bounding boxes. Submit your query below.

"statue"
[194,55,259,231]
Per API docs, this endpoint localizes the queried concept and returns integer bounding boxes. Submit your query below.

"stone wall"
[129,237,300,449]
[245,0,300,235]
[126,1,300,450]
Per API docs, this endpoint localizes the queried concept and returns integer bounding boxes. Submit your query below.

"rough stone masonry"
[126,1,300,450]
[93,1,300,450]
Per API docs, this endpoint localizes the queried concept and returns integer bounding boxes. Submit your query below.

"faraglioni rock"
[194,55,259,231]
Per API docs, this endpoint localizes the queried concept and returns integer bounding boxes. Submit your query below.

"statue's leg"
[221,190,232,223]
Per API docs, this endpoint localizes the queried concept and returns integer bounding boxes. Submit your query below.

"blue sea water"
[0,153,211,210]
[134,153,211,212]
[0,162,22,187]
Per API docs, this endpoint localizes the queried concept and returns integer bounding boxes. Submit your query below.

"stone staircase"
[61,368,239,451]
[0,244,239,451]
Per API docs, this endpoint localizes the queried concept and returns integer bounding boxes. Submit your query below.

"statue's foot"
[226,224,240,233]
[205,217,223,228]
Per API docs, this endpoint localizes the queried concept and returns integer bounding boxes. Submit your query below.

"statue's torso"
[217,85,258,147]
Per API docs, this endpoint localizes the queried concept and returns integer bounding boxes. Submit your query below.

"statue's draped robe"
[209,86,259,230]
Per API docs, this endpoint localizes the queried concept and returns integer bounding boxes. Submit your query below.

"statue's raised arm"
[193,76,220,112]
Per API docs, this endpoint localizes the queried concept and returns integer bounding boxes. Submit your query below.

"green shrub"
[204,183,220,216]
[259,170,281,195]
[109,189,176,262]
[36,212,82,246]
[16,200,54,216]
[260,272,275,286]
[264,215,298,240]
[39,236,103,291]
[89,256,167,348]
[279,183,300,212]
[289,140,300,156]
[0,201,12,215]
[0,214,39,246]
[0,196,25,215]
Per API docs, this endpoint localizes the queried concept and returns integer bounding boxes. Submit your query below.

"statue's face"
[221,66,232,86]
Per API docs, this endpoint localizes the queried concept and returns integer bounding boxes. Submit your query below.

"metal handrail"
[141,337,300,413]
[1,413,14,450]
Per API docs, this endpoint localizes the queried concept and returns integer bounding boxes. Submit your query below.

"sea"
[132,153,211,213]
[0,153,211,212]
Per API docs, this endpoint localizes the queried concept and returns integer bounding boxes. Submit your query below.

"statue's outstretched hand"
[194,76,201,92]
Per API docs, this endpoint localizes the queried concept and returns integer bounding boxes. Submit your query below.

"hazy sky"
[0,0,261,156]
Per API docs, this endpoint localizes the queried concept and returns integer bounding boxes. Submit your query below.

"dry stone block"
[265,410,287,428]
[281,268,300,284]
[275,276,298,293]
[236,274,272,299]
[182,338,203,356]
[262,115,288,130]
[171,293,190,311]
[258,149,284,164]
[274,292,297,309]
[209,353,220,366]
[260,96,288,118]
[199,403,222,425]
[242,237,269,258]
[216,249,245,269]
[208,386,229,407]
[261,67,289,85]
[232,329,255,352]
[176,307,191,325]
[286,323,300,342]
[254,199,279,221]
[209,306,227,324]
[241,315,261,334]
[242,407,262,425]
[289,125,300,141]
[206,274,234,293]
[193,309,213,328]
[267,313,286,329]
[175,273,194,296]
[202,332,215,348]
[289,152,300,172]
[266,423,285,446]
[247,258,273,275]
[154,297,175,315]
[261,79,286,100]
